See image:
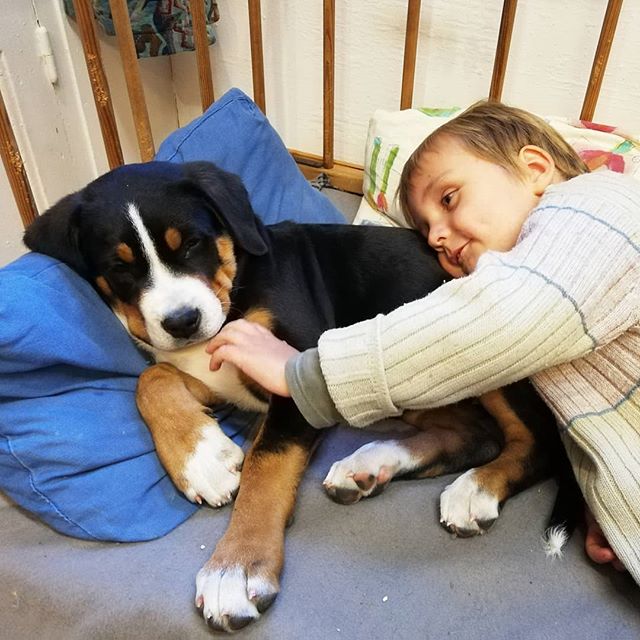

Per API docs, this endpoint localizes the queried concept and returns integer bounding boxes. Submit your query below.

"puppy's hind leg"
[440,384,553,537]
[324,401,501,505]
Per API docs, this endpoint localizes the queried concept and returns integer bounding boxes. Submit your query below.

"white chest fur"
[152,342,269,413]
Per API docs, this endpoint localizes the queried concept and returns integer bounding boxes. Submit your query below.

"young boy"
[206,101,640,581]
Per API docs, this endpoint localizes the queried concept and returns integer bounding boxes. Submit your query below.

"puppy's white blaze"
[125,203,226,350]
[542,525,568,559]
[183,423,244,507]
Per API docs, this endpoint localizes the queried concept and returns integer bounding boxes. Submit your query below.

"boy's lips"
[451,242,469,266]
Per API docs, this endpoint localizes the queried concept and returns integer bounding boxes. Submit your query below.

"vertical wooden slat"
[109,0,155,161]
[580,0,623,121]
[190,0,215,111]
[0,88,38,227]
[323,0,335,169]
[248,0,266,113]
[489,0,518,102]
[71,0,123,168]
[400,0,421,110]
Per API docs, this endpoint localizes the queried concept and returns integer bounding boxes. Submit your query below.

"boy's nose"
[427,222,448,249]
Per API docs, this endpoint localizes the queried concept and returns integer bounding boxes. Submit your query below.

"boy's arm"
[285,348,342,428]
[314,173,640,428]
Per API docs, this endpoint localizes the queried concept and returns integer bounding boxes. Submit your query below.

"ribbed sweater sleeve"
[317,171,640,427]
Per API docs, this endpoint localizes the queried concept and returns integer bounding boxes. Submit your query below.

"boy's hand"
[206,320,299,397]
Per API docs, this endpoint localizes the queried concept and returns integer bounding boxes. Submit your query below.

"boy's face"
[407,136,545,277]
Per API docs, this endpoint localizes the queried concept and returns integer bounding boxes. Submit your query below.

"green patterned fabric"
[64,0,218,58]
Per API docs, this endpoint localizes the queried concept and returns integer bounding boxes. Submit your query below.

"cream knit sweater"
[288,170,640,583]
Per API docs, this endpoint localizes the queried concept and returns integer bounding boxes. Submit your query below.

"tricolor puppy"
[24,161,573,632]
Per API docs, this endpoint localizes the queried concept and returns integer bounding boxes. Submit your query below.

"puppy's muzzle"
[161,306,202,339]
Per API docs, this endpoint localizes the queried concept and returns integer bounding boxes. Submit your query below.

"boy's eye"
[441,190,456,208]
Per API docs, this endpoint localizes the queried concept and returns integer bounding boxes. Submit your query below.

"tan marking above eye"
[165,227,182,251]
[95,276,113,298]
[117,242,135,263]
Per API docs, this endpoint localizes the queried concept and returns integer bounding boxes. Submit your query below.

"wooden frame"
[2,0,627,224]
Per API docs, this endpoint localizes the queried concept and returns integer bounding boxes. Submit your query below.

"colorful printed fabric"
[64,0,218,58]
[545,116,640,178]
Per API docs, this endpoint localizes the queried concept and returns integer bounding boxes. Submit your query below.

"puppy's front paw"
[439,469,500,537]
[195,558,279,632]
[182,425,244,507]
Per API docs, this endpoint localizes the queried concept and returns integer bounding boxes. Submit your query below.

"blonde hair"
[398,100,589,226]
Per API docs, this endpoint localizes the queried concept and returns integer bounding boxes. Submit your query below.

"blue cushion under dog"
[0,88,345,542]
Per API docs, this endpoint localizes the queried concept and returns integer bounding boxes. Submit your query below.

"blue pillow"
[156,87,345,225]
[0,88,346,542]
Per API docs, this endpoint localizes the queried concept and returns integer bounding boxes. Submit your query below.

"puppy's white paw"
[324,441,412,504]
[183,425,244,507]
[439,469,500,536]
[195,565,278,632]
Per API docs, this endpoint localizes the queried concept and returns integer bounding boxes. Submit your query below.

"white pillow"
[361,107,462,227]
[352,195,399,227]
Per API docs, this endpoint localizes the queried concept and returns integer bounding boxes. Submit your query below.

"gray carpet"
[1,422,639,639]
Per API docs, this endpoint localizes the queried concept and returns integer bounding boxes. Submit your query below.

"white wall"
[2,0,639,267]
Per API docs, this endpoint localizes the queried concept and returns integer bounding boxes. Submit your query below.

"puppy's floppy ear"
[23,192,88,276]
[182,161,269,256]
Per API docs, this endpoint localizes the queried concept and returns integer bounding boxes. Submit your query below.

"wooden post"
[0,88,38,227]
[323,0,335,170]
[248,0,266,113]
[489,0,518,102]
[71,0,124,168]
[400,0,421,110]
[580,0,623,121]
[109,0,155,161]
[190,0,215,111]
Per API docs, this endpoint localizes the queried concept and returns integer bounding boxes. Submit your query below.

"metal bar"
[489,0,518,102]
[71,0,123,168]
[248,0,266,113]
[190,0,215,111]
[108,0,155,161]
[580,0,623,121]
[323,0,335,169]
[400,0,421,110]
[0,88,38,227]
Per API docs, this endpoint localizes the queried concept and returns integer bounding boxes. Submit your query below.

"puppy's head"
[24,161,268,351]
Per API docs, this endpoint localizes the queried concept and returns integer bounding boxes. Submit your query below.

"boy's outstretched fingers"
[206,320,299,397]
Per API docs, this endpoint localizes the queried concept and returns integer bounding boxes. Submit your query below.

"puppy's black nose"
[161,307,201,339]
